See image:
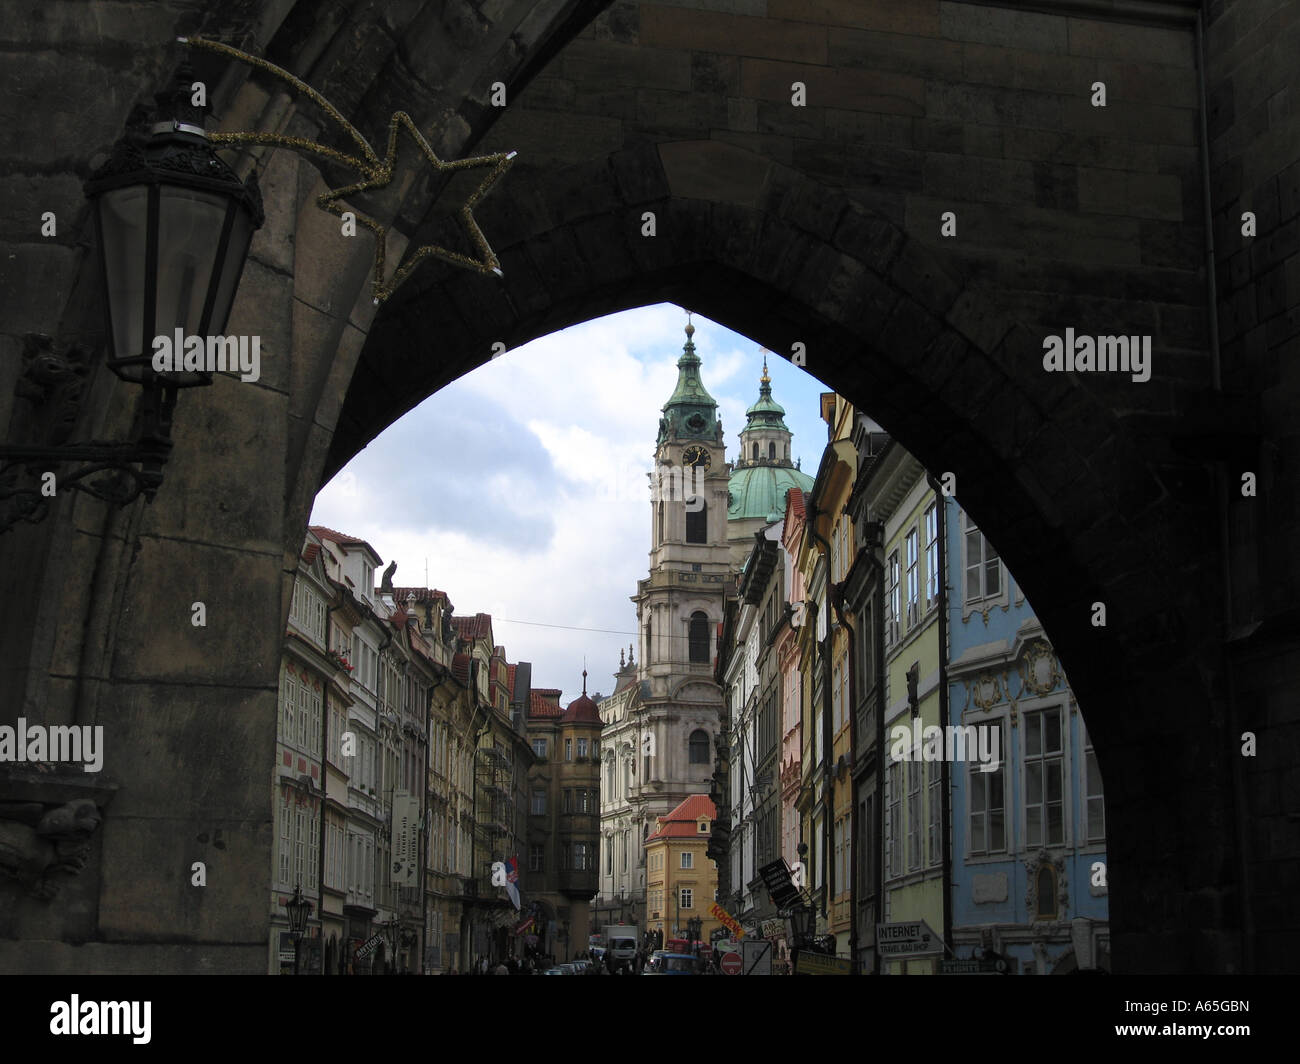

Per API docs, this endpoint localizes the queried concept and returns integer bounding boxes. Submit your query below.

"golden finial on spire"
[685,309,695,338]
[761,354,770,385]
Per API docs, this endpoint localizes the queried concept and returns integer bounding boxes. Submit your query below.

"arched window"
[657,501,664,543]
[1036,865,1057,919]
[689,729,710,764]
[784,443,789,460]
[752,442,758,460]
[688,612,710,664]
[768,441,776,460]
[645,619,652,664]
[686,499,707,543]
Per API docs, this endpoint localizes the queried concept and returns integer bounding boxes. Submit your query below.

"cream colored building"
[644,795,722,944]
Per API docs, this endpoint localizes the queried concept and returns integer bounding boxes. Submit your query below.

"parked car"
[642,952,698,975]
[542,967,565,976]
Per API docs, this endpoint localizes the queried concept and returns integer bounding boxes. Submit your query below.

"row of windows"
[528,736,600,760]
[656,501,710,545]
[643,613,714,666]
[529,788,601,815]
[750,441,788,462]
[882,709,1105,878]
[646,887,697,912]
[606,830,633,873]
[884,503,943,645]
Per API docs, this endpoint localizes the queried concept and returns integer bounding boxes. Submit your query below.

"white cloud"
[310,304,826,695]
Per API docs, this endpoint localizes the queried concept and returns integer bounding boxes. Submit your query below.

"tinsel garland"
[183,36,514,304]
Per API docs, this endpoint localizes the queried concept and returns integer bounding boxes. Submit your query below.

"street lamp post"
[284,884,313,976]
[1,58,263,533]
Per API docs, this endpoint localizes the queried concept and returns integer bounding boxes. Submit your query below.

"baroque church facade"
[597,319,813,926]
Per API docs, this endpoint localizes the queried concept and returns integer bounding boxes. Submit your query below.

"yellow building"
[871,447,945,974]
[805,393,858,956]
[795,393,857,956]
[644,795,722,945]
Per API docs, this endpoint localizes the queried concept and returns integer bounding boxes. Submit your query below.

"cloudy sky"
[310,304,830,699]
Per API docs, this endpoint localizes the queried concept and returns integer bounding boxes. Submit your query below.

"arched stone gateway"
[0,0,1294,973]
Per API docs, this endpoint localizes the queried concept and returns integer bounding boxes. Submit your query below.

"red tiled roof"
[507,664,517,691]
[308,525,382,563]
[562,693,602,726]
[452,653,471,686]
[391,586,450,605]
[451,613,493,640]
[785,488,805,521]
[529,690,564,718]
[646,795,716,842]
[302,543,321,566]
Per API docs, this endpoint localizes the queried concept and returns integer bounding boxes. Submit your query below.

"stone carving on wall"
[970,671,1002,712]
[1019,639,1061,697]
[0,798,103,899]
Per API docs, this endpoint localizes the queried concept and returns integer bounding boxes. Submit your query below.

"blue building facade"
[944,497,1110,974]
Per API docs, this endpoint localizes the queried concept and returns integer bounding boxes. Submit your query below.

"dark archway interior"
[2,0,1292,976]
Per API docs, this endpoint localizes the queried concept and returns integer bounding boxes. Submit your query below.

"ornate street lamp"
[86,60,264,387]
[0,58,263,533]
[284,884,313,976]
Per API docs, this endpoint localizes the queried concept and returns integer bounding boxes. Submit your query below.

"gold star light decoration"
[182,36,515,304]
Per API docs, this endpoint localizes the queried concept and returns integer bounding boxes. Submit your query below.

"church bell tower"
[631,315,735,829]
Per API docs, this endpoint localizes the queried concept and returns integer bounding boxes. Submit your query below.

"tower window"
[686,500,707,544]
[768,441,776,460]
[688,612,710,664]
[689,729,709,764]
[752,442,758,460]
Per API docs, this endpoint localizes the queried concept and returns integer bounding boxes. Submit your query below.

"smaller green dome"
[728,464,814,521]
[743,357,789,431]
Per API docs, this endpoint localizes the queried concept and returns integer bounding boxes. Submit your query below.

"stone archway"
[1,0,1294,975]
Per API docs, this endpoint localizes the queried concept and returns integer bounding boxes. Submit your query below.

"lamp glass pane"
[155,186,228,338]
[98,187,149,363]
[204,207,254,336]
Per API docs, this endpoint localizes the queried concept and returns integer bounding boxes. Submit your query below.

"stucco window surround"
[1024,849,1069,926]
[959,512,1010,623]
[1017,694,1075,852]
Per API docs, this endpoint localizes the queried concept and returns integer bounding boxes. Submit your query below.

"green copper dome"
[728,463,814,522]
[657,318,718,446]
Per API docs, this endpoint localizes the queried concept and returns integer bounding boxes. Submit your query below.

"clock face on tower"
[681,445,711,470]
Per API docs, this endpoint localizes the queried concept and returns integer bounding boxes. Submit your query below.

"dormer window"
[698,819,709,833]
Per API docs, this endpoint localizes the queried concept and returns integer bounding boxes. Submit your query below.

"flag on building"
[505,855,521,910]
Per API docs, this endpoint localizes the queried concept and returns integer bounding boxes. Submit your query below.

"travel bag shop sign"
[876,920,943,958]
